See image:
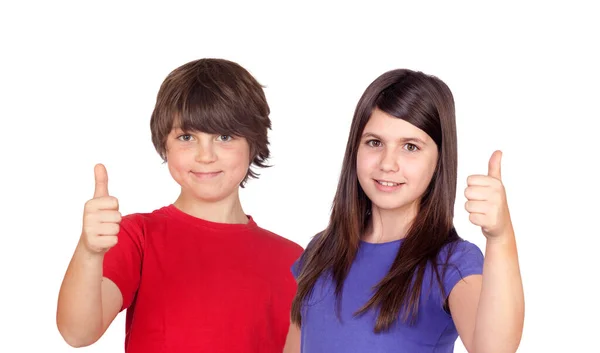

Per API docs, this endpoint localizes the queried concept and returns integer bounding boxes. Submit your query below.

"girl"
[283,69,524,352]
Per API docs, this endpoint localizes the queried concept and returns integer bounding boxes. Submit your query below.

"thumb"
[93,163,109,198]
[487,150,502,180]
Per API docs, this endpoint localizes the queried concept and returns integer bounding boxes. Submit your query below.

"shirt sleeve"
[441,240,484,299]
[102,213,145,312]
[290,233,322,280]
[291,256,302,279]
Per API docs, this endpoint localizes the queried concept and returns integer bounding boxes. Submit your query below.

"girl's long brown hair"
[291,69,460,333]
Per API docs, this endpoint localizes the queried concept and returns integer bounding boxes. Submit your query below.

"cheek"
[166,148,196,176]
[406,159,437,189]
[356,149,377,177]
[222,146,250,170]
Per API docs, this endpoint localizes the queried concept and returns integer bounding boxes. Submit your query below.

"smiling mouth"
[375,179,402,187]
[192,171,222,179]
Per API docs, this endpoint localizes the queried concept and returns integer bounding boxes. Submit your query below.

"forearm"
[473,229,524,353]
[283,323,301,353]
[56,238,105,347]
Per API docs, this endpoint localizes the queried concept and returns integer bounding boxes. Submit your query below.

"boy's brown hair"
[150,58,271,187]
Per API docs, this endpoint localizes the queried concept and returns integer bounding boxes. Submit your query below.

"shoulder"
[290,231,323,278]
[439,239,484,266]
[119,205,173,236]
[122,205,170,223]
[436,239,484,298]
[253,225,304,257]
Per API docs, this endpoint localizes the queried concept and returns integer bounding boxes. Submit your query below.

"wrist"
[486,227,515,246]
[77,236,106,261]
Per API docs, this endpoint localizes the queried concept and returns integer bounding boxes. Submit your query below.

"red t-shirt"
[102,204,303,353]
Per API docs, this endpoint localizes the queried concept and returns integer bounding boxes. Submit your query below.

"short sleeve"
[291,255,303,279]
[102,214,145,312]
[441,240,484,299]
[290,232,322,280]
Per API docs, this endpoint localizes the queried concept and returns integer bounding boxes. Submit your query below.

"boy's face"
[166,126,250,203]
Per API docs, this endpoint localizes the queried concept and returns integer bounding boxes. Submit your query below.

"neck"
[363,201,419,243]
[173,190,248,224]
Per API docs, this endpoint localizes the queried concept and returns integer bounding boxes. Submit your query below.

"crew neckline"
[162,204,258,231]
[360,238,404,246]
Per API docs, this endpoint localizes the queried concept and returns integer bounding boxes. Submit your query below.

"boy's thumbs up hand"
[81,164,121,254]
[94,164,110,198]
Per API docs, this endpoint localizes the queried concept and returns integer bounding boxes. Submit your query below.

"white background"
[1,1,598,352]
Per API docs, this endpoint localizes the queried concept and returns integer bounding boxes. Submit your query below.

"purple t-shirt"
[291,238,484,353]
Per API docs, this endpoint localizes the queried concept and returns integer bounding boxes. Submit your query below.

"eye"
[217,135,233,142]
[404,143,419,152]
[366,139,382,148]
[177,134,193,142]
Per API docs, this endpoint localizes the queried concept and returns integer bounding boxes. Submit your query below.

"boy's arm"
[282,322,301,353]
[56,164,125,347]
[56,240,123,347]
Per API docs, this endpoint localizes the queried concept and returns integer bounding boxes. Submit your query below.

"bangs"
[172,82,259,139]
[375,78,442,146]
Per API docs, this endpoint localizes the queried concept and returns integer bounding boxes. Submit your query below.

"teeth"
[378,180,399,187]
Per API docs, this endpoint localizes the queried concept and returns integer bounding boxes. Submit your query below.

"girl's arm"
[283,322,301,353]
[451,151,525,353]
[449,232,524,353]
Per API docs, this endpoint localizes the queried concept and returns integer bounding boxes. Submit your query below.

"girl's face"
[357,108,439,215]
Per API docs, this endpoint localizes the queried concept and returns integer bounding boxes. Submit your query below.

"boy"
[56,58,304,353]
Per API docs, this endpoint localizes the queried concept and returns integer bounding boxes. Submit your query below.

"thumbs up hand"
[81,164,121,254]
[464,151,513,240]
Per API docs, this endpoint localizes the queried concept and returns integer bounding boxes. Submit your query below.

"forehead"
[363,108,430,141]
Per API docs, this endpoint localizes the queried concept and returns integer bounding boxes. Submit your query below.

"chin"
[371,202,407,211]
[177,185,226,203]
[194,190,231,203]
[368,196,413,212]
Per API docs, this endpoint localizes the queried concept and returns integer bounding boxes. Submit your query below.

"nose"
[379,148,399,173]
[195,142,217,164]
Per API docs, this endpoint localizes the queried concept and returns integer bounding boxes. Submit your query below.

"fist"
[464,150,512,239]
[81,164,121,254]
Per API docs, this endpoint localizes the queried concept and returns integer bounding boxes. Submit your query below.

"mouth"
[375,179,401,187]
[191,171,223,179]
[374,179,404,191]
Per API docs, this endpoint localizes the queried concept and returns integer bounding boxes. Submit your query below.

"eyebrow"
[361,132,427,145]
